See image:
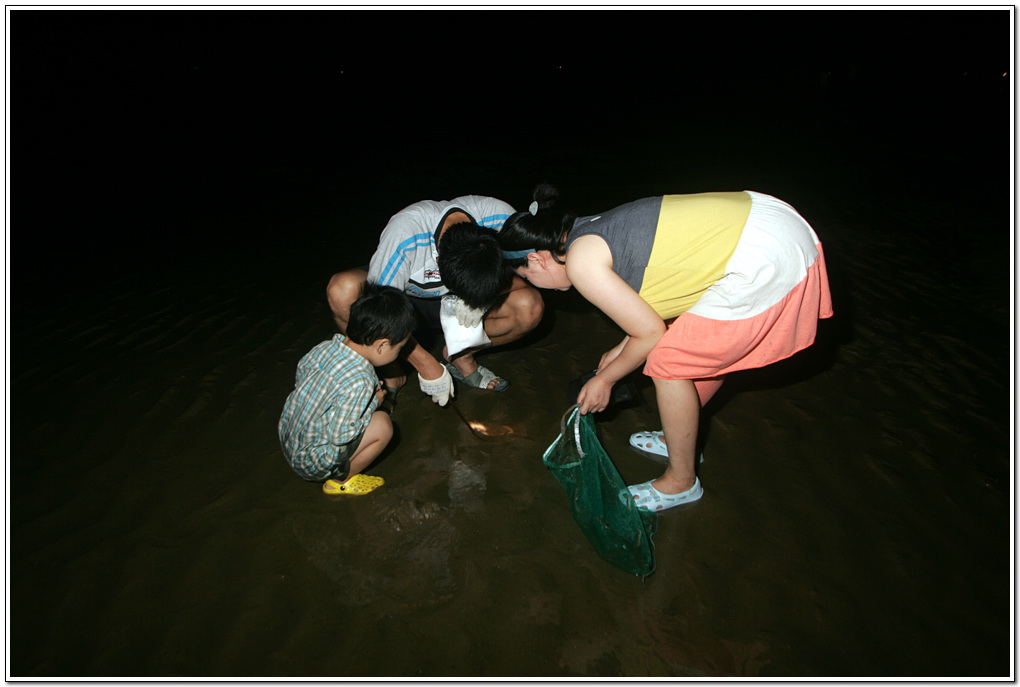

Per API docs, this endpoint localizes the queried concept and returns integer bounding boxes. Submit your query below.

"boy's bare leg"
[337,411,393,484]
[649,377,700,494]
[447,276,544,389]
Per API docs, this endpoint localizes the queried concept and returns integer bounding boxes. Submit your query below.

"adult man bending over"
[327,195,544,406]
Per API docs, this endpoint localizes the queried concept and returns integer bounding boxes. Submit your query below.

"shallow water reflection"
[467,420,515,438]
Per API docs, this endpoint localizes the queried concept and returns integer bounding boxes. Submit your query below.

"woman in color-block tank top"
[498,185,833,513]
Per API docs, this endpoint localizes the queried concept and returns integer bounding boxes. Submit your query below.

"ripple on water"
[286,491,463,611]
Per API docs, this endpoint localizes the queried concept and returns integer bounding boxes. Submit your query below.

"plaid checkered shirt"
[279,334,379,480]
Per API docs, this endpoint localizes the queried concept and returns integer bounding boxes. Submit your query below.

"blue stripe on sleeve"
[477,213,511,229]
[379,233,433,286]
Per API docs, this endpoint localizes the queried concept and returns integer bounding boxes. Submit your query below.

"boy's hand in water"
[577,373,614,415]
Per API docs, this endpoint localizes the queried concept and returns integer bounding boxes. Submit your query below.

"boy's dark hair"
[498,183,577,268]
[346,282,417,345]
[437,222,513,310]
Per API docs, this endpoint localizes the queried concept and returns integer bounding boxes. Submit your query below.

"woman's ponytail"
[499,184,575,266]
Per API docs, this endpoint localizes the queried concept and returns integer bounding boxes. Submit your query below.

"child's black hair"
[498,183,577,268]
[346,282,417,346]
[437,222,513,310]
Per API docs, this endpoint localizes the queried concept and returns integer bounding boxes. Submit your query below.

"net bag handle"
[559,404,584,459]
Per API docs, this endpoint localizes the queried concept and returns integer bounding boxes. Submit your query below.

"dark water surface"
[11,9,1011,678]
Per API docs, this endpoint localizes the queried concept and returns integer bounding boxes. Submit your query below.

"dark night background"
[18,9,1008,292]
[10,8,1013,678]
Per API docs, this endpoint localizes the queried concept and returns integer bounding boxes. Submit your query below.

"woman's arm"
[598,335,630,371]
[566,235,666,413]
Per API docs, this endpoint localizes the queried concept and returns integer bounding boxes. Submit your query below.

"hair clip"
[529,201,539,216]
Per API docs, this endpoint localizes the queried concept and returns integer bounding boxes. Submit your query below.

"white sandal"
[629,430,705,463]
[445,362,510,392]
[628,477,703,512]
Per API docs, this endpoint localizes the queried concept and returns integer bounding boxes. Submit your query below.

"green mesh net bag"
[542,405,658,576]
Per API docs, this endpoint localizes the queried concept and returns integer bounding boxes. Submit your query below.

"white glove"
[418,366,455,406]
[454,297,486,329]
[440,295,491,357]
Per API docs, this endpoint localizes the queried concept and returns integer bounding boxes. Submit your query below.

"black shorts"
[360,267,443,347]
[410,296,442,334]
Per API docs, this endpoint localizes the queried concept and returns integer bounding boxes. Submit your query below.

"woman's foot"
[629,430,705,465]
[628,477,702,512]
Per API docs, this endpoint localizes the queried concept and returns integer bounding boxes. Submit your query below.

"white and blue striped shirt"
[368,196,515,299]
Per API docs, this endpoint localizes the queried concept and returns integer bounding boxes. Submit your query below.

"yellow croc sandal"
[322,473,384,496]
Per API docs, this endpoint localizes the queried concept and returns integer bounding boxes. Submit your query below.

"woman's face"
[515,251,571,291]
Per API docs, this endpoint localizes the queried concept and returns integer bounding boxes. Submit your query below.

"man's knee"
[515,287,545,332]
[326,270,367,314]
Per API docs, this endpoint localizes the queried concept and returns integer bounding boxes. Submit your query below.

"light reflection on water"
[468,420,514,437]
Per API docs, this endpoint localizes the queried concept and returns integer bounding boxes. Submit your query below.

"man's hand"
[418,366,455,406]
[454,298,486,329]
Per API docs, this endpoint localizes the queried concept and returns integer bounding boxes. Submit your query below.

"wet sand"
[11,12,1010,678]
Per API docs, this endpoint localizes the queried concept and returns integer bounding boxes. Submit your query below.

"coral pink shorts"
[644,192,834,381]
